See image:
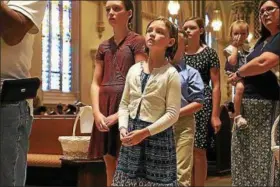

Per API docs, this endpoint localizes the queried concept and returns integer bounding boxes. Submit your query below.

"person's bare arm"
[179,102,202,117]
[91,60,109,131]
[210,67,222,133]
[91,60,103,115]
[238,52,279,77]
[0,2,34,46]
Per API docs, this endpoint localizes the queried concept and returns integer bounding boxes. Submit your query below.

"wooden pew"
[28,115,85,168]
[27,115,106,187]
[207,105,232,175]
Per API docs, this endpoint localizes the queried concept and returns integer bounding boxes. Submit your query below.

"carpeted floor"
[27,175,232,187]
[205,175,232,186]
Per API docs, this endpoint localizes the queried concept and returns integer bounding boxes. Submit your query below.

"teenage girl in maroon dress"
[88,0,146,186]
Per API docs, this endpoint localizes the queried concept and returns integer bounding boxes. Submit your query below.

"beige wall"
[79,1,114,105]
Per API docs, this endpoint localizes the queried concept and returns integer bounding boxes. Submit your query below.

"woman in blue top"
[228,0,280,186]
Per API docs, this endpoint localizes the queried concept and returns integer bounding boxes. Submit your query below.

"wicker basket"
[58,108,91,160]
[271,115,279,166]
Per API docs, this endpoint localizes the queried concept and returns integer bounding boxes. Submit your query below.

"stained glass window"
[42,0,72,92]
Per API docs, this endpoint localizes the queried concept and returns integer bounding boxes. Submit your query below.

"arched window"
[42,0,72,92]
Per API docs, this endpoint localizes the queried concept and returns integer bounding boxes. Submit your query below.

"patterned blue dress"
[112,71,177,186]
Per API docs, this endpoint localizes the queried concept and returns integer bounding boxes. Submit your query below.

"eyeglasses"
[259,6,279,16]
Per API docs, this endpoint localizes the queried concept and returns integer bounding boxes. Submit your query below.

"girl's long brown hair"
[183,17,206,46]
[145,17,178,60]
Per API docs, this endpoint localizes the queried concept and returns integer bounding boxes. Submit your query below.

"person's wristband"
[236,69,245,78]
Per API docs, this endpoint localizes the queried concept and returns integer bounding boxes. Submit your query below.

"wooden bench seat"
[28,115,89,168]
[27,154,62,168]
[26,115,106,186]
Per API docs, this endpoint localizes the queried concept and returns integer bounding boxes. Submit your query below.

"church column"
[96,1,105,39]
[134,1,142,35]
[192,0,205,18]
[253,0,261,39]
[200,1,205,19]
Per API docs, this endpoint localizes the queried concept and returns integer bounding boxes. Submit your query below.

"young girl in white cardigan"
[112,17,181,186]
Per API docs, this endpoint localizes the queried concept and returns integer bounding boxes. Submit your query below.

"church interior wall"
[29,1,260,107]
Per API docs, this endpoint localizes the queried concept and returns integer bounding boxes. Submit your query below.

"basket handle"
[72,109,84,136]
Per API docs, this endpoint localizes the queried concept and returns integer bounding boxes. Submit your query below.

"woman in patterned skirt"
[182,17,221,186]
[112,17,181,186]
[88,0,146,186]
[228,0,280,186]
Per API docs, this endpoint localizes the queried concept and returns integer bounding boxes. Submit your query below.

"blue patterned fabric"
[112,118,177,186]
[231,99,279,186]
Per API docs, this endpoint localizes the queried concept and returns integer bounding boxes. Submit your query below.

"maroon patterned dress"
[88,31,145,159]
